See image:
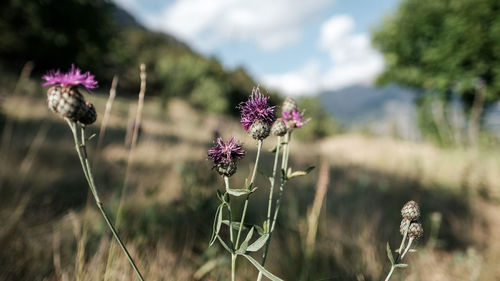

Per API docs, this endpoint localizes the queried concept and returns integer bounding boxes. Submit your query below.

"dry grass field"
[2,82,500,280]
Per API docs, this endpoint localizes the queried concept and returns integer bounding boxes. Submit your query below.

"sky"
[114,0,399,96]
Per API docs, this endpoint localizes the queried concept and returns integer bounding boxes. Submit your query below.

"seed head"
[42,64,98,92]
[249,119,271,140]
[408,222,424,239]
[238,86,276,132]
[271,118,287,136]
[282,97,297,113]
[401,200,420,221]
[78,102,97,125]
[47,86,87,122]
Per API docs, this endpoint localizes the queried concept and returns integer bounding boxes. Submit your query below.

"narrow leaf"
[238,227,254,253]
[395,264,408,268]
[209,205,223,246]
[386,242,394,265]
[246,234,269,252]
[226,188,251,197]
[239,254,284,281]
[288,166,316,179]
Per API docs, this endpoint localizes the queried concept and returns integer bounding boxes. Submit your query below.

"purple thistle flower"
[283,108,311,128]
[208,137,245,167]
[42,64,98,91]
[238,86,276,131]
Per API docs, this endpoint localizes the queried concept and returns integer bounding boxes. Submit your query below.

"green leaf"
[246,234,269,252]
[287,166,315,179]
[245,178,253,189]
[222,220,245,231]
[386,242,395,265]
[209,204,224,246]
[87,133,97,141]
[239,254,284,281]
[216,190,224,202]
[409,249,417,253]
[237,227,254,253]
[226,188,251,197]
[395,264,408,268]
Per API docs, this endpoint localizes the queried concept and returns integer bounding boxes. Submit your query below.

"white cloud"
[263,15,384,96]
[145,0,330,51]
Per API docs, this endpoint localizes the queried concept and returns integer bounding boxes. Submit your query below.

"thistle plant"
[207,89,313,281]
[42,65,145,281]
[385,200,424,281]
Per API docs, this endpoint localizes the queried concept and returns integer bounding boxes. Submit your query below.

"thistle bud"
[401,200,420,221]
[271,118,287,136]
[408,222,424,239]
[78,102,97,125]
[282,97,297,113]
[249,119,271,140]
[400,218,410,236]
[47,86,86,122]
[216,161,237,177]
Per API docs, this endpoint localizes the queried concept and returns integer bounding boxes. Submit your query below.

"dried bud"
[47,86,86,122]
[408,222,424,239]
[78,102,97,125]
[216,161,237,177]
[401,200,420,221]
[400,218,410,236]
[282,97,297,113]
[249,120,271,140]
[271,118,287,136]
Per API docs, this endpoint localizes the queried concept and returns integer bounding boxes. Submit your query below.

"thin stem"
[259,137,281,264]
[235,140,263,248]
[401,238,414,259]
[67,121,145,281]
[257,133,290,281]
[385,224,412,281]
[231,254,236,281]
[224,176,234,244]
[384,266,395,281]
[270,133,291,233]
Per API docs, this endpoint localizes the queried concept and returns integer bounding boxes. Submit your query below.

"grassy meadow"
[2,73,500,281]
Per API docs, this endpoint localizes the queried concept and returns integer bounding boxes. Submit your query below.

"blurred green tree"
[0,0,118,72]
[372,0,500,143]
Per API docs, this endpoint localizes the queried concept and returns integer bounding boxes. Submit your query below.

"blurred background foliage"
[0,0,331,137]
[373,0,500,145]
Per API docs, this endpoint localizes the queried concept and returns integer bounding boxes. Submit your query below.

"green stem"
[259,137,281,264]
[224,176,234,247]
[235,140,263,248]
[385,224,411,281]
[231,254,236,281]
[67,120,145,281]
[401,238,414,259]
[384,266,395,281]
[257,133,290,281]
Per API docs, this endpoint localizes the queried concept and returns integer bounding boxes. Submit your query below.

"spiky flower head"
[42,64,98,92]
[208,137,245,176]
[401,200,420,221]
[271,118,287,136]
[408,222,424,239]
[282,97,297,113]
[282,108,310,129]
[238,86,276,132]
